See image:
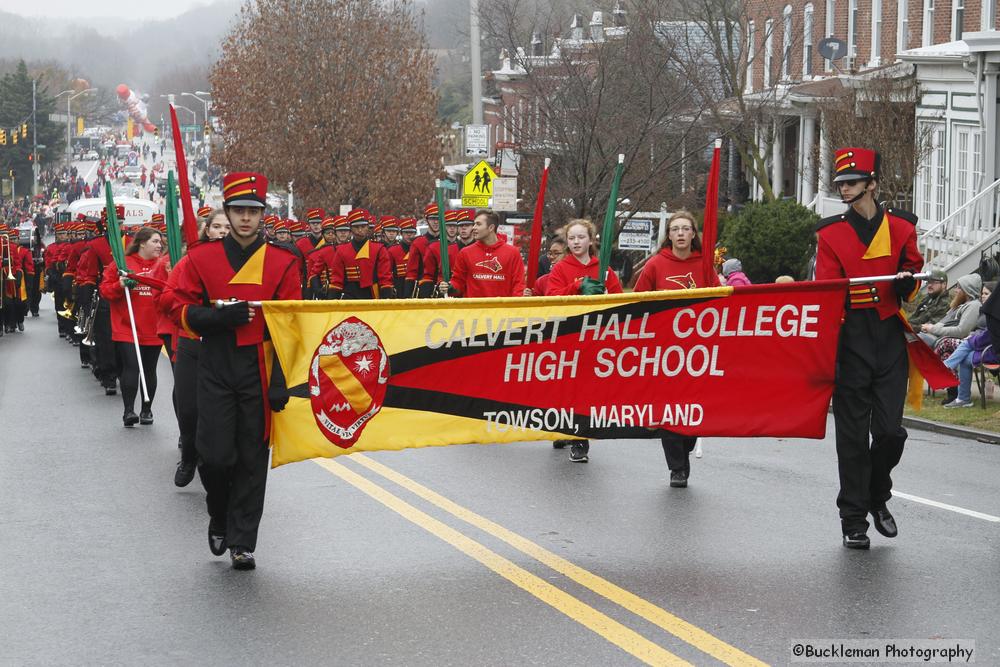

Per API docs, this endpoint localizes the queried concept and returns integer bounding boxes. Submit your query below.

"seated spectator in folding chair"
[942,281,997,408]
[919,273,983,403]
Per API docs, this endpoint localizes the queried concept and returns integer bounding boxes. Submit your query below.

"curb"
[902,415,1000,444]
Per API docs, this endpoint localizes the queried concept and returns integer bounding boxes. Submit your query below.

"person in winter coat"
[941,281,996,408]
[634,210,720,488]
[919,273,982,350]
[906,268,950,328]
[721,258,751,286]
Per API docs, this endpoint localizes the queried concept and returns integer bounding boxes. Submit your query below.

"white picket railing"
[919,178,1000,280]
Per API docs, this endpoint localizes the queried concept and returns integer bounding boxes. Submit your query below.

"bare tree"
[479,0,710,231]
[211,0,442,214]
[665,0,800,202]
[815,72,933,208]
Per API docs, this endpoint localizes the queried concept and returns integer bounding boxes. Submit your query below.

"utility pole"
[470,0,483,125]
[32,78,38,196]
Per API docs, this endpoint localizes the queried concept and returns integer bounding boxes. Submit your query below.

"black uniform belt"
[848,282,880,308]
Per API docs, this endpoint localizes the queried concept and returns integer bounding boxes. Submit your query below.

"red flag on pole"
[525,157,551,289]
[701,138,722,281]
[169,105,200,247]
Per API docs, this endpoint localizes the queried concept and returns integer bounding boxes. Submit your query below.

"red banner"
[265,280,848,465]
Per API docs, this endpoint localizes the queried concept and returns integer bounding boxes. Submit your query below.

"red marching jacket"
[328,240,394,293]
[815,205,923,319]
[169,237,301,346]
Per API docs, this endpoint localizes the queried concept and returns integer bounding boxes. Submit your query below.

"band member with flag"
[419,210,460,297]
[404,203,440,298]
[326,208,395,299]
[815,147,924,550]
[440,210,526,298]
[634,210,720,487]
[169,172,301,570]
[543,219,623,463]
[100,227,165,427]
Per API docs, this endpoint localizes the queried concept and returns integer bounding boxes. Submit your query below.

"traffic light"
[153,127,160,137]
[0,129,6,145]
[27,153,33,162]
[21,123,27,139]
[204,123,211,136]
[12,130,17,145]
[8,169,15,178]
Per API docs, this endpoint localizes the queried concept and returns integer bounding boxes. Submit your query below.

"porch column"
[818,112,831,204]
[801,114,817,206]
[772,117,784,198]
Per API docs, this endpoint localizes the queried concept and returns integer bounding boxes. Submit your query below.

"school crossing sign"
[462,160,497,207]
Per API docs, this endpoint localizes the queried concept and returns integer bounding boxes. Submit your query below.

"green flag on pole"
[165,171,182,266]
[104,182,126,269]
[591,154,625,295]
[435,182,450,283]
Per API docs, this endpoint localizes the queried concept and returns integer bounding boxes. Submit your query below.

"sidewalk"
[903,384,1000,444]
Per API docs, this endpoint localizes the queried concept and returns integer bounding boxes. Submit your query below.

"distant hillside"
[0,2,240,90]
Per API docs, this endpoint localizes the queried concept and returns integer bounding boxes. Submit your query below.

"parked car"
[82,149,99,160]
[122,165,143,182]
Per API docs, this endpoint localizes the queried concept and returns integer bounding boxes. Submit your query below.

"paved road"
[1,301,998,665]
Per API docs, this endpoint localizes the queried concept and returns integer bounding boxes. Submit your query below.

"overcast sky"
[0,0,210,20]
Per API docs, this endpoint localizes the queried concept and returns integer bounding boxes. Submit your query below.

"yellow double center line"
[314,455,766,667]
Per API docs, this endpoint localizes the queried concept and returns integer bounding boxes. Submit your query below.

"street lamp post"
[57,88,97,165]
[183,91,212,176]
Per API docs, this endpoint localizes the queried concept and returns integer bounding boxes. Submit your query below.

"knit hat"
[957,273,982,299]
[721,258,742,277]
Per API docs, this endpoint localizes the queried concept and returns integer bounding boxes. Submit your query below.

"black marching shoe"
[870,506,898,538]
[552,440,569,449]
[230,547,256,570]
[669,470,689,488]
[17,322,23,332]
[139,407,153,425]
[123,411,139,427]
[174,460,196,487]
[208,522,227,556]
[842,532,871,549]
[105,386,117,396]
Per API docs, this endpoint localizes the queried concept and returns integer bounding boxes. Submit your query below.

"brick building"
[745,0,1000,278]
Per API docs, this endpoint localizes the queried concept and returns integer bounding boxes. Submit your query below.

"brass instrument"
[76,293,100,346]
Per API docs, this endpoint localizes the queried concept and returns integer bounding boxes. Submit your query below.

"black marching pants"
[196,341,269,552]
[832,311,908,534]
[661,435,697,472]
[174,337,200,465]
[92,304,117,386]
[116,342,160,413]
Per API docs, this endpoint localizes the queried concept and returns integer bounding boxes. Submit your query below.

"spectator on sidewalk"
[721,258,751,286]
[941,281,996,408]
[907,268,950,328]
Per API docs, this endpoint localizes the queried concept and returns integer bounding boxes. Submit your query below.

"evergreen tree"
[0,60,65,198]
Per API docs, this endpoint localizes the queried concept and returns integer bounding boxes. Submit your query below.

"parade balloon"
[116,84,155,135]
[72,78,91,92]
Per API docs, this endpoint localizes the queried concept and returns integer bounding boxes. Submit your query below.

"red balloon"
[116,84,130,99]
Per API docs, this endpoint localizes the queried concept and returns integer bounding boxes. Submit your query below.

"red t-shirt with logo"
[451,239,526,298]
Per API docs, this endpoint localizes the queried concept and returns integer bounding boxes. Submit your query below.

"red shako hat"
[833,147,880,183]
[223,172,268,208]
